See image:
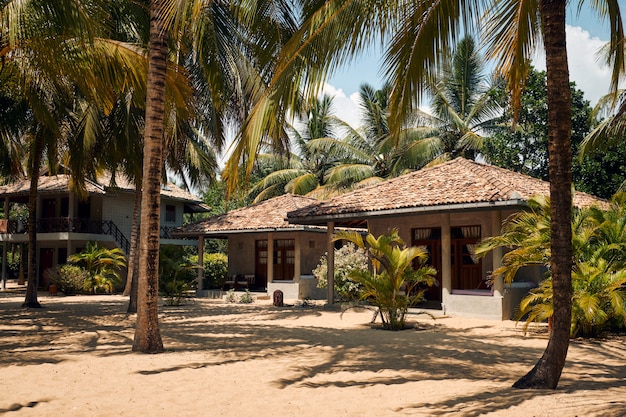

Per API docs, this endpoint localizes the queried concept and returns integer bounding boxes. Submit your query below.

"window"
[165,205,176,222]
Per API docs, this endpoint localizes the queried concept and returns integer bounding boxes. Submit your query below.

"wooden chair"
[223,275,236,290]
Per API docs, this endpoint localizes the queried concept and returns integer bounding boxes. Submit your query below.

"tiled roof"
[287,158,607,223]
[0,173,206,206]
[175,194,325,236]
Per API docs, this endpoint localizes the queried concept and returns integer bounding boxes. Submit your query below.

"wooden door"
[412,228,442,302]
[255,240,268,289]
[39,248,55,287]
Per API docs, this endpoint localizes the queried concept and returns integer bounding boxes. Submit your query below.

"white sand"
[1,292,625,416]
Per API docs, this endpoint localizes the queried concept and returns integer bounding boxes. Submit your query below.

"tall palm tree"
[419,35,502,165]
[227,0,624,389]
[316,82,431,192]
[250,94,343,201]
[133,0,300,353]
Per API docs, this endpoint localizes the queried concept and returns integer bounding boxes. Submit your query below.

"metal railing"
[6,217,130,254]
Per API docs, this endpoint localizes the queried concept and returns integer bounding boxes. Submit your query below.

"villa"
[286,157,606,320]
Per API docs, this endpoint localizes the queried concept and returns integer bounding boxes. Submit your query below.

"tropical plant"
[239,290,254,304]
[477,195,626,338]
[249,94,344,202]
[158,245,197,306]
[68,242,127,294]
[334,230,437,330]
[45,264,89,295]
[189,252,228,289]
[313,242,369,301]
[417,35,502,165]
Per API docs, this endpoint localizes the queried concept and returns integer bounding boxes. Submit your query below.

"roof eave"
[288,199,528,225]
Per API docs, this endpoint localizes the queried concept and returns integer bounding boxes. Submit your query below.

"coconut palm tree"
[418,35,502,165]
[230,0,624,389]
[249,94,343,202]
[133,0,300,353]
[315,82,432,193]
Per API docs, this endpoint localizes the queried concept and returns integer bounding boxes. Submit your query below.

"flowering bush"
[313,243,369,301]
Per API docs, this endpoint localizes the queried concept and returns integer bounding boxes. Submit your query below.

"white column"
[67,192,74,255]
[491,211,504,298]
[1,197,8,291]
[326,221,335,305]
[196,235,204,294]
[267,232,274,283]
[441,214,451,312]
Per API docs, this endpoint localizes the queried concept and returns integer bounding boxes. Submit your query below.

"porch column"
[67,192,74,255]
[196,235,204,293]
[441,213,451,312]
[1,197,8,291]
[294,235,301,282]
[267,232,274,283]
[491,211,504,298]
[326,221,335,305]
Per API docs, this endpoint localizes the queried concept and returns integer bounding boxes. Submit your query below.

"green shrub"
[159,246,197,306]
[68,242,126,294]
[45,264,88,295]
[224,289,237,303]
[189,252,228,289]
[313,243,369,301]
[239,290,254,304]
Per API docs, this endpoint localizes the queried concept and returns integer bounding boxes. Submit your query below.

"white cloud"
[533,25,612,106]
[320,83,363,130]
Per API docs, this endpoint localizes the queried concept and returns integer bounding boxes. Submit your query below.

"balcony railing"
[4,217,130,255]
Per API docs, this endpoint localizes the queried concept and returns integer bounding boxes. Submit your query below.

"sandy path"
[0,293,624,416]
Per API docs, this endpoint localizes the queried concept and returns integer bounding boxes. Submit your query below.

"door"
[273,239,295,280]
[255,240,268,289]
[412,227,442,302]
[39,248,55,287]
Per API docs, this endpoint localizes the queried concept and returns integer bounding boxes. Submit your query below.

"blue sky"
[324,3,625,127]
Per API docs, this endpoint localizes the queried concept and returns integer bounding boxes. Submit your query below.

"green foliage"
[45,264,88,295]
[483,66,626,198]
[477,194,626,337]
[313,243,369,301]
[335,230,437,330]
[189,252,228,289]
[68,242,126,294]
[159,246,197,306]
[224,289,237,303]
[239,290,254,304]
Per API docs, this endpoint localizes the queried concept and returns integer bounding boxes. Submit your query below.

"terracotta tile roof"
[0,173,207,207]
[0,175,105,196]
[287,158,607,223]
[175,194,326,236]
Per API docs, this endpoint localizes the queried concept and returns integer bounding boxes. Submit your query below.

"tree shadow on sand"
[1,294,625,416]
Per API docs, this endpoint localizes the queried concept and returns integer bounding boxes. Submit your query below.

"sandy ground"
[1,290,625,417]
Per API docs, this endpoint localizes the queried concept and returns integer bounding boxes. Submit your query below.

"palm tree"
[250,95,342,202]
[334,229,437,330]
[317,82,431,192]
[418,35,502,165]
[231,0,624,389]
[477,195,626,338]
[133,0,300,353]
[68,241,127,294]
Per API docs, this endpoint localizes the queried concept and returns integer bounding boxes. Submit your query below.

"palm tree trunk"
[513,0,572,389]
[23,138,43,308]
[125,181,141,313]
[132,0,166,353]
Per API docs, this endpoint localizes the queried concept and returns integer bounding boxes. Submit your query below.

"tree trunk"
[23,139,43,308]
[125,181,141,314]
[132,0,166,353]
[513,0,572,389]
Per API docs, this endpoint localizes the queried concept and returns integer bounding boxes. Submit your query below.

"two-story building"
[0,172,208,288]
